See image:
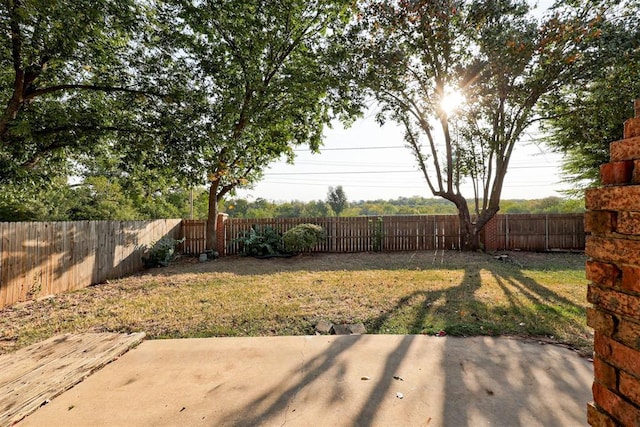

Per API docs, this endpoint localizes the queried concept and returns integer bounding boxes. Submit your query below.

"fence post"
[545,214,549,251]
[505,215,509,250]
[331,217,337,252]
[216,213,228,256]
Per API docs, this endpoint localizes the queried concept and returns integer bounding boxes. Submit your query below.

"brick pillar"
[215,213,228,256]
[482,215,500,251]
[585,99,640,426]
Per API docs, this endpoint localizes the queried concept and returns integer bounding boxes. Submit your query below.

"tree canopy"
[541,0,640,194]
[0,0,158,184]
[132,0,361,249]
[0,1,362,234]
[327,185,348,216]
[350,0,605,249]
[1,0,626,231]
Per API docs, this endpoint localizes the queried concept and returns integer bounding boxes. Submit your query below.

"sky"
[234,115,570,203]
[235,0,567,203]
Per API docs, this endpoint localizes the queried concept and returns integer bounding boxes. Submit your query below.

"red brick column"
[482,215,500,251]
[585,99,640,426]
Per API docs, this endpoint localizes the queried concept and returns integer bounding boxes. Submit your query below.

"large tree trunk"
[206,180,219,251]
[456,203,481,251]
[455,199,501,251]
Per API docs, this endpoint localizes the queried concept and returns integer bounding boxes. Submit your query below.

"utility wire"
[292,138,551,152]
[265,164,559,176]
[260,181,568,189]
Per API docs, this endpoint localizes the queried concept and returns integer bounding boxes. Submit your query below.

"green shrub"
[232,225,285,257]
[369,216,384,252]
[282,223,325,253]
[142,236,185,267]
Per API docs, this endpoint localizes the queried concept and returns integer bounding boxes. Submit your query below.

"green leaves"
[327,185,348,216]
[0,0,149,183]
[541,0,640,194]
[145,0,360,199]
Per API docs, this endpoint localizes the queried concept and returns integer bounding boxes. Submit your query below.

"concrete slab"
[20,335,593,427]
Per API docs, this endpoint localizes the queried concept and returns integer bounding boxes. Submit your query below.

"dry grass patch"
[0,251,591,355]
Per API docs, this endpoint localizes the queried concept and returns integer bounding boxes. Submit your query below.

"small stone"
[361,376,371,381]
[315,321,333,334]
[393,376,404,381]
[199,253,207,262]
[348,323,367,335]
[331,324,351,335]
[396,392,404,399]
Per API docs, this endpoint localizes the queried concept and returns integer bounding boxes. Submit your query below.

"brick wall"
[585,99,640,426]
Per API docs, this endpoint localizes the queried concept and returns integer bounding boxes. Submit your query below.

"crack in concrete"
[281,337,307,427]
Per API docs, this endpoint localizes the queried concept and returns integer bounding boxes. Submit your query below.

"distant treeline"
[0,179,583,222]
[222,196,584,219]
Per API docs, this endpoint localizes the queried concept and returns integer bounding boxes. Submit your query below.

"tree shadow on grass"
[363,257,591,425]
[364,254,588,352]
[217,254,591,426]
[487,266,590,351]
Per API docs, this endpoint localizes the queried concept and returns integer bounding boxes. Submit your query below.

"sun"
[439,86,466,116]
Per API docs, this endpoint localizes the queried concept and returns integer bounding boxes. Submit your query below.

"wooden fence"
[181,220,207,255]
[180,213,585,256]
[220,215,464,254]
[483,213,585,251]
[0,219,181,308]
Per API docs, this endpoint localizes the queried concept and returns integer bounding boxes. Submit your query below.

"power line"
[293,145,405,152]
[265,165,559,176]
[293,138,552,153]
[266,170,419,176]
[256,180,570,189]
[291,160,562,168]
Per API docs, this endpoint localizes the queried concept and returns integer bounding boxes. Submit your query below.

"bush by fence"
[0,219,181,308]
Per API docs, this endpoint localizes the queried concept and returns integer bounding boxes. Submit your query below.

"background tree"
[327,185,348,216]
[0,0,158,185]
[352,0,604,250]
[0,144,210,221]
[143,0,361,250]
[541,1,640,194]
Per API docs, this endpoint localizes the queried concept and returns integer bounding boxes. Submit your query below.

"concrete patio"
[17,334,593,426]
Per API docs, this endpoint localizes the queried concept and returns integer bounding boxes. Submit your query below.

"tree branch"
[24,84,164,101]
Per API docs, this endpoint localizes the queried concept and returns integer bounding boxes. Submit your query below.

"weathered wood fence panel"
[486,214,585,251]
[182,220,207,255]
[201,213,584,256]
[0,219,182,308]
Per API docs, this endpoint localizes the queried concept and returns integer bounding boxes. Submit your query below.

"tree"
[327,185,348,216]
[541,1,640,194]
[301,200,332,217]
[352,0,604,250]
[140,0,361,251]
[0,143,209,221]
[0,0,158,184]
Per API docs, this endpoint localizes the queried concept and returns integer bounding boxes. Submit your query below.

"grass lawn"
[0,251,592,356]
